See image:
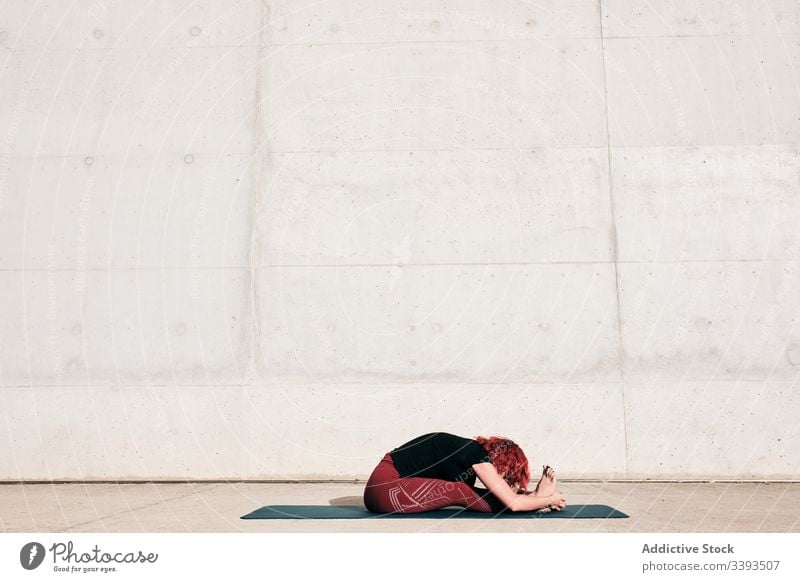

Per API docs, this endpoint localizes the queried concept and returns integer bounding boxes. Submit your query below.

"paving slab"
[1,482,798,533]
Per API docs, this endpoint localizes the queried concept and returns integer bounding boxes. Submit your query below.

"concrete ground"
[1,481,798,533]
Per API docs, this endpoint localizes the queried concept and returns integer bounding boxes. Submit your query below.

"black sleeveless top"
[389,432,492,486]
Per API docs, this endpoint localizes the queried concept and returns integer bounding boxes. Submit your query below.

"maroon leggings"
[363,453,505,514]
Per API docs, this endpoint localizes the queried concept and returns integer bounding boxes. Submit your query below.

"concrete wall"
[1,0,799,481]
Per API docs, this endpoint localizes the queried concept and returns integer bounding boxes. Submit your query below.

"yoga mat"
[241,504,628,519]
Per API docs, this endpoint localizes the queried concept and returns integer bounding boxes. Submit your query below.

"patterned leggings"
[363,453,505,514]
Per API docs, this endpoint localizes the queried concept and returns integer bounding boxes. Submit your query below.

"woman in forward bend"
[363,432,567,514]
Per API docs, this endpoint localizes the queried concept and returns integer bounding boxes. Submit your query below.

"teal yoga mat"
[241,504,628,519]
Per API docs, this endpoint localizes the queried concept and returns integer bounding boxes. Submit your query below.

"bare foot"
[549,491,567,511]
[533,465,557,498]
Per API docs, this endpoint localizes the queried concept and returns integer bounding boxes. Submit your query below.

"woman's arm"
[472,462,565,512]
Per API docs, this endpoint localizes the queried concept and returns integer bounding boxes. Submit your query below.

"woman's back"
[389,432,491,485]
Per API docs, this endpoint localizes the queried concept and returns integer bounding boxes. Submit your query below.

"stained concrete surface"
[1,482,798,533]
[3,0,800,483]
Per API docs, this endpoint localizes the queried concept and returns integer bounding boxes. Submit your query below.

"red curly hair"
[474,435,530,491]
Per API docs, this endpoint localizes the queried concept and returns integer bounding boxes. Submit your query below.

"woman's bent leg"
[363,454,501,513]
[363,453,402,513]
[382,478,496,513]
